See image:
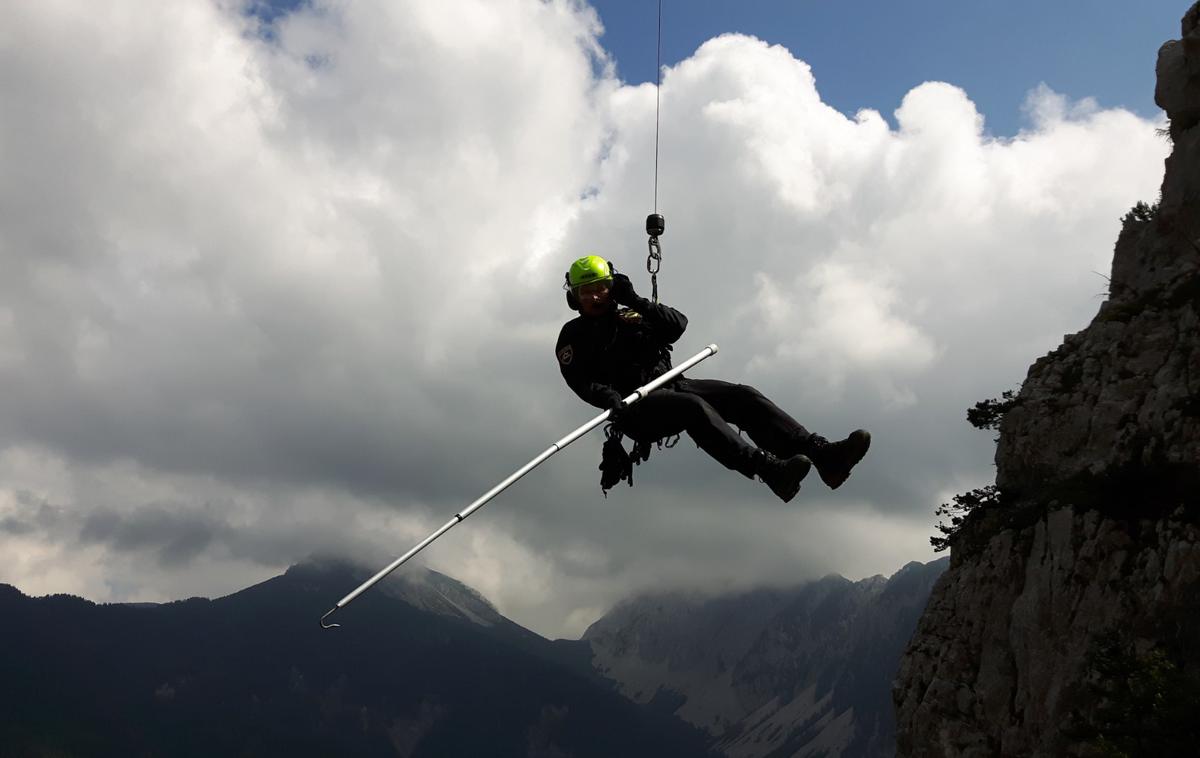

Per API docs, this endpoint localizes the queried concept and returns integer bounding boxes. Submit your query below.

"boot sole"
[819,430,871,490]
[776,455,812,503]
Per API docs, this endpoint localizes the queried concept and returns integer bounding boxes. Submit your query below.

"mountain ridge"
[0,559,714,758]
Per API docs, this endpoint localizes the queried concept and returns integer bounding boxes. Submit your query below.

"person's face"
[576,279,612,317]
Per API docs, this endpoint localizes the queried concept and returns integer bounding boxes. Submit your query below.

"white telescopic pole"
[320,343,719,628]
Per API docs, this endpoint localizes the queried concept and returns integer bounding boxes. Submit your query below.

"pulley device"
[646,212,664,304]
[320,344,719,629]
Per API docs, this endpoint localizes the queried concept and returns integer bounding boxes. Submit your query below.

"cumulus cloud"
[0,2,1169,637]
[743,264,939,407]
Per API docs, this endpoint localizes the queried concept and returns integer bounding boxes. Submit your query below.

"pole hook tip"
[320,607,341,629]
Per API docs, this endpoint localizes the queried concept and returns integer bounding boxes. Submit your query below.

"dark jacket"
[555,297,688,409]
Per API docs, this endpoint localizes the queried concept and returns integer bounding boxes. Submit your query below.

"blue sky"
[589,0,1184,136]
[250,0,1186,135]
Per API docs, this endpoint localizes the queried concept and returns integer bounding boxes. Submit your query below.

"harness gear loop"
[599,422,658,496]
[599,422,635,495]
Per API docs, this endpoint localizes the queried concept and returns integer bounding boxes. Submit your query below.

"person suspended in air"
[555,255,871,502]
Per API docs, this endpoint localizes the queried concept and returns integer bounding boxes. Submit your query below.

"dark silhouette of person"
[556,255,869,502]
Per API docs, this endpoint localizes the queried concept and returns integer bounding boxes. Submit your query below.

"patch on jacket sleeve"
[557,345,573,365]
[618,309,643,323]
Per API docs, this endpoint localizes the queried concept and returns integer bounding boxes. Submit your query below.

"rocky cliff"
[894,5,1200,756]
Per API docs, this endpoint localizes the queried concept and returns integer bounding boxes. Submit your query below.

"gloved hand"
[609,273,640,307]
[599,387,627,420]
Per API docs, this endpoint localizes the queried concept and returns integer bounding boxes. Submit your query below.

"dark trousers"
[617,378,810,478]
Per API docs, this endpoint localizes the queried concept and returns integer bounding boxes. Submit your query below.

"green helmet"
[567,255,612,288]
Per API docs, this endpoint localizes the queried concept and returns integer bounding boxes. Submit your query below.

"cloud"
[0,3,1169,637]
[742,264,939,407]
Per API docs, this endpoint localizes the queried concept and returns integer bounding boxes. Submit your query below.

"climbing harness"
[320,343,719,629]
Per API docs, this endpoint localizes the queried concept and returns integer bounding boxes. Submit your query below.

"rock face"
[894,6,1200,756]
[586,559,948,758]
[996,13,1200,501]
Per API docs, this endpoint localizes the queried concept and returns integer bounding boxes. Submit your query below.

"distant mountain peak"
[1,562,713,757]
[584,558,950,757]
[285,556,503,627]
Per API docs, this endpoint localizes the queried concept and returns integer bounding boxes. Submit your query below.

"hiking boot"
[804,430,871,490]
[755,451,812,503]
